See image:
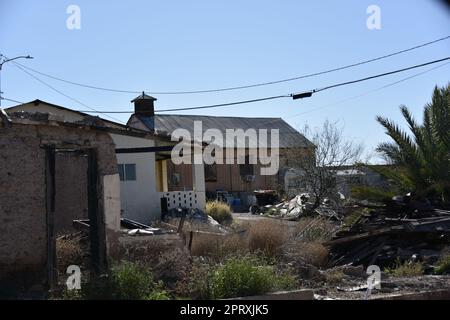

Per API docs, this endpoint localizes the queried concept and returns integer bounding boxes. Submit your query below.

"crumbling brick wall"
[0,119,121,289]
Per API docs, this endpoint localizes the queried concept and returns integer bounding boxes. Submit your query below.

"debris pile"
[259,193,343,221]
[121,218,167,236]
[325,197,450,269]
[162,207,227,234]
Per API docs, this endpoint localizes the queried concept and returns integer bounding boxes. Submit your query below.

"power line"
[284,60,450,119]
[157,95,290,111]
[0,97,24,104]
[226,60,450,129]
[76,95,291,114]
[313,56,450,93]
[10,61,125,123]
[4,59,449,131]
[12,35,450,95]
[73,56,450,114]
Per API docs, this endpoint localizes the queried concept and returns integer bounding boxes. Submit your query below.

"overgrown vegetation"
[376,84,450,207]
[58,216,335,300]
[206,200,233,225]
[351,186,396,203]
[248,220,286,258]
[191,217,332,275]
[384,259,424,277]
[324,269,346,285]
[190,233,248,262]
[188,255,296,299]
[66,261,169,300]
[288,120,364,209]
[434,255,450,275]
[286,242,329,268]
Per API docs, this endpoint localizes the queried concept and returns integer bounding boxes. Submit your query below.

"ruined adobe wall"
[0,124,47,284]
[0,121,121,287]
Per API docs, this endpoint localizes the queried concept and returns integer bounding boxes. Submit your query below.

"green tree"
[376,84,450,206]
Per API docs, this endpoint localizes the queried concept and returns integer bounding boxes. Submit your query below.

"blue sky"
[1,0,449,161]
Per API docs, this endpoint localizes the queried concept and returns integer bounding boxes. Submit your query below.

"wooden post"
[45,147,57,290]
[188,231,194,252]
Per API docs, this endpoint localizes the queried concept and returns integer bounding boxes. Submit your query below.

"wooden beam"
[115,146,174,154]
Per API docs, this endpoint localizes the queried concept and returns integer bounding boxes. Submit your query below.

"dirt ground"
[315,274,450,300]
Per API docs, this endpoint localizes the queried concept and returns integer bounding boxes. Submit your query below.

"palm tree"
[376,84,450,207]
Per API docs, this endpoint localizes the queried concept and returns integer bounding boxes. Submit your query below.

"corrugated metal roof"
[136,114,314,148]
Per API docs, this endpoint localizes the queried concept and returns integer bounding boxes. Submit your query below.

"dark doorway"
[45,148,106,289]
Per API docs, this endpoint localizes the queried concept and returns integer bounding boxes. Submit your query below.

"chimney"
[132,92,157,117]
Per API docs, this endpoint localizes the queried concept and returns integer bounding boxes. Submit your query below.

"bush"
[152,248,191,290]
[75,261,169,300]
[324,269,346,285]
[189,256,296,299]
[206,201,233,225]
[248,220,286,258]
[434,255,450,275]
[110,262,163,300]
[384,259,424,277]
[190,233,248,262]
[285,242,329,268]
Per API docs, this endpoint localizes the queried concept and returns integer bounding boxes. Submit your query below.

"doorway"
[45,147,106,289]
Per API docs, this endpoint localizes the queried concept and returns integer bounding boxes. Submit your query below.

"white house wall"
[110,133,160,224]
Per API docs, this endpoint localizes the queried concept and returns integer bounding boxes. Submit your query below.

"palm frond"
[376,84,450,205]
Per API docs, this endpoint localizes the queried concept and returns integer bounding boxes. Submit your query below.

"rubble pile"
[325,197,450,269]
[261,193,343,221]
[121,218,167,236]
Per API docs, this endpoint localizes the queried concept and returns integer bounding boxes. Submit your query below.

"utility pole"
[0,54,33,107]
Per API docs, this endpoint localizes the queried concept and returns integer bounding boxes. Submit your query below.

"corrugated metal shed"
[136,114,314,148]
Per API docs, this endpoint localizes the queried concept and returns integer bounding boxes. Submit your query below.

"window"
[118,164,136,181]
[118,164,125,181]
[205,164,217,182]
